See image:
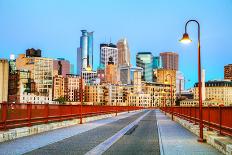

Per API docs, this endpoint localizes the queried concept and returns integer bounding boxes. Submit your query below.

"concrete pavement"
[0,110,144,155]
[0,109,223,155]
[156,110,222,155]
[103,110,160,155]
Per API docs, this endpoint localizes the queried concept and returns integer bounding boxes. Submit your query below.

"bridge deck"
[0,110,222,155]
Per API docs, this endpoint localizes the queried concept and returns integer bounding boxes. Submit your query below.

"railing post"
[45,103,49,124]
[189,107,192,122]
[194,106,197,125]
[27,103,32,127]
[1,102,7,130]
[208,105,211,131]
[219,104,223,135]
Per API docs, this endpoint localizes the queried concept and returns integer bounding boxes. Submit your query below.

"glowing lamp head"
[180,33,192,44]
[164,79,168,84]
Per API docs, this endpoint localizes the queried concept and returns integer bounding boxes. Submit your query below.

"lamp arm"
[185,20,200,43]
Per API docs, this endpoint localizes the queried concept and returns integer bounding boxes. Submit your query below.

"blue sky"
[0,0,232,88]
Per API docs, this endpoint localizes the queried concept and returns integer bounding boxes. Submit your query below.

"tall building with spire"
[117,38,130,67]
[77,30,94,75]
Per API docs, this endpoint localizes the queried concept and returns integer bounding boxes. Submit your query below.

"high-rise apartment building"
[224,64,232,80]
[160,52,179,70]
[0,59,9,103]
[53,58,70,77]
[100,43,118,68]
[16,52,53,96]
[136,52,153,82]
[117,38,130,67]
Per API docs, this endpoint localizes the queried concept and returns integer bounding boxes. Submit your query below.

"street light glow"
[180,33,192,44]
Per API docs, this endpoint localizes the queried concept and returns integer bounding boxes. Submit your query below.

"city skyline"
[1,0,232,88]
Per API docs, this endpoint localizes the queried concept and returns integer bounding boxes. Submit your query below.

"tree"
[54,97,66,104]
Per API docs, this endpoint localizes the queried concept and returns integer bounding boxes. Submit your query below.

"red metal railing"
[160,106,232,137]
[0,102,143,130]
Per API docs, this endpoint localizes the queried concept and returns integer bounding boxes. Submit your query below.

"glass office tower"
[136,52,153,82]
[78,30,94,74]
[87,32,94,69]
[153,56,162,69]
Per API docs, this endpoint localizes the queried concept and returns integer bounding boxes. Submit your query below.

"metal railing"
[0,102,143,130]
[160,106,232,137]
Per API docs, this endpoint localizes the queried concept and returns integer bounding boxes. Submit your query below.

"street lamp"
[180,19,205,142]
[165,74,174,120]
[161,90,166,115]
[80,72,83,124]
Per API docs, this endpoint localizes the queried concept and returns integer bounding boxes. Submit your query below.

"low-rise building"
[180,99,221,107]
[127,93,151,107]
[194,80,232,106]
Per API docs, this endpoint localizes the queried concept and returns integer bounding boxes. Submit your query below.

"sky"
[0,0,232,89]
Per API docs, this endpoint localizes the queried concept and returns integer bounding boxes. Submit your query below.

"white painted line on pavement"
[85,110,151,155]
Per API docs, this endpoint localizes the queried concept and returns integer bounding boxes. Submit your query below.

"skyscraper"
[77,30,94,74]
[117,38,130,67]
[136,52,153,82]
[160,52,179,70]
[153,56,162,69]
[100,43,118,67]
[87,32,94,69]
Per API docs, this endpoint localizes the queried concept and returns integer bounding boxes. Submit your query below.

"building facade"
[160,52,179,70]
[224,64,232,80]
[194,80,232,106]
[53,58,70,77]
[105,57,118,84]
[153,56,162,69]
[100,43,118,68]
[64,74,82,102]
[156,69,176,87]
[136,52,153,82]
[117,38,130,67]
[16,53,53,96]
[0,59,9,103]
[53,75,64,100]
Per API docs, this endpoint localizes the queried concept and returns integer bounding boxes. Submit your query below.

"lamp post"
[162,90,166,115]
[80,72,83,124]
[165,74,173,120]
[179,19,205,142]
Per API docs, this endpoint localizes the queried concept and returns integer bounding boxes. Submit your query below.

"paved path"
[156,110,222,155]
[0,110,144,155]
[0,110,223,155]
[24,111,147,155]
[103,110,160,155]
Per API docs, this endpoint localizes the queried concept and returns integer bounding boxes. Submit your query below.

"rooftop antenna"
[110,37,111,44]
